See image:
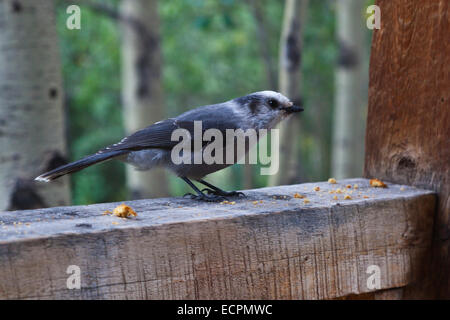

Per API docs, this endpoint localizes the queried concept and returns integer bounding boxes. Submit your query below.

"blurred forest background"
[0,0,373,210]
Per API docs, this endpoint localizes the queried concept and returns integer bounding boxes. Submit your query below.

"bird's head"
[233,91,303,129]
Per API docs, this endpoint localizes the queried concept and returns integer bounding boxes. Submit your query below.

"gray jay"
[36,91,303,201]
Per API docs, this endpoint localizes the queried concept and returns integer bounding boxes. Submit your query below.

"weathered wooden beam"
[0,179,435,299]
[366,0,449,299]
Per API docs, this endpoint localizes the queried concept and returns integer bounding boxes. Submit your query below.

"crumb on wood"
[328,178,337,184]
[344,195,352,200]
[293,193,305,199]
[313,186,320,191]
[112,204,137,218]
[370,178,387,188]
[220,200,236,205]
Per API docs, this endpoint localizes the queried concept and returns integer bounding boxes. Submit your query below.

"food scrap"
[344,195,352,200]
[370,178,387,188]
[303,199,310,204]
[328,178,337,184]
[220,200,236,205]
[293,193,305,199]
[112,204,137,218]
[313,186,320,191]
[272,195,288,200]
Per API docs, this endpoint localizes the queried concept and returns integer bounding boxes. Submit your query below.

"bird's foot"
[201,188,246,198]
[183,192,228,202]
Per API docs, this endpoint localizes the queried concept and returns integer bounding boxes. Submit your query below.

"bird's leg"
[181,177,228,202]
[196,179,245,197]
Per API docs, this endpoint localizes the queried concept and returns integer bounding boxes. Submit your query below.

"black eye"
[268,99,278,108]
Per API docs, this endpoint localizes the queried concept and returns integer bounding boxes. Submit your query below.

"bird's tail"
[35,150,129,182]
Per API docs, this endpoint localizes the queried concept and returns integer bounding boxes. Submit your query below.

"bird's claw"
[201,188,216,195]
[198,194,228,202]
[183,192,196,199]
[201,188,246,198]
[227,191,246,198]
[183,192,228,202]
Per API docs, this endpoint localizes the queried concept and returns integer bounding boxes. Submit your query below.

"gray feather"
[35,150,128,182]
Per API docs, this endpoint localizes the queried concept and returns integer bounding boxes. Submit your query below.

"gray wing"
[99,104,241,153]
[99,118,180,153]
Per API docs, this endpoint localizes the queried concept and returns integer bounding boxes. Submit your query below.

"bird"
[35,91,303,201]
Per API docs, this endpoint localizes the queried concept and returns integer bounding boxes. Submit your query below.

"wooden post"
[0,179,435,299]
[364,0,450,298]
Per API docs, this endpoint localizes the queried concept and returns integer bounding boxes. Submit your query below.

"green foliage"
[56,0,125,204]
[161,0,281,115]
[300,0,338,181]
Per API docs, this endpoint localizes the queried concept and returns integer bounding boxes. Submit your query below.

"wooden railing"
[0,178,435,299]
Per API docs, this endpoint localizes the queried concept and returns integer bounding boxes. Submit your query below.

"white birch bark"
[268,0,308,186]
[331,0,366,178]
[120,0,168,199]
[0,0,70,210]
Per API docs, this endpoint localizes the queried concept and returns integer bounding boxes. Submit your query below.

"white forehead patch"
[253,90,291,104]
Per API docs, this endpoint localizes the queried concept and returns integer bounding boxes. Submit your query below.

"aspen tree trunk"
[331,0,366,179]
[246,0,277,189]
[120,0,168,199]
[0,0,71,210]
[268,0,308,186]
[247,0,277,90]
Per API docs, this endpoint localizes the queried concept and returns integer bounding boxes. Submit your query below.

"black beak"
[283,105,304,113]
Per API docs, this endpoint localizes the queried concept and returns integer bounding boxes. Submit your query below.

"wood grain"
[0,179,435,299]
[365,0,449,298]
